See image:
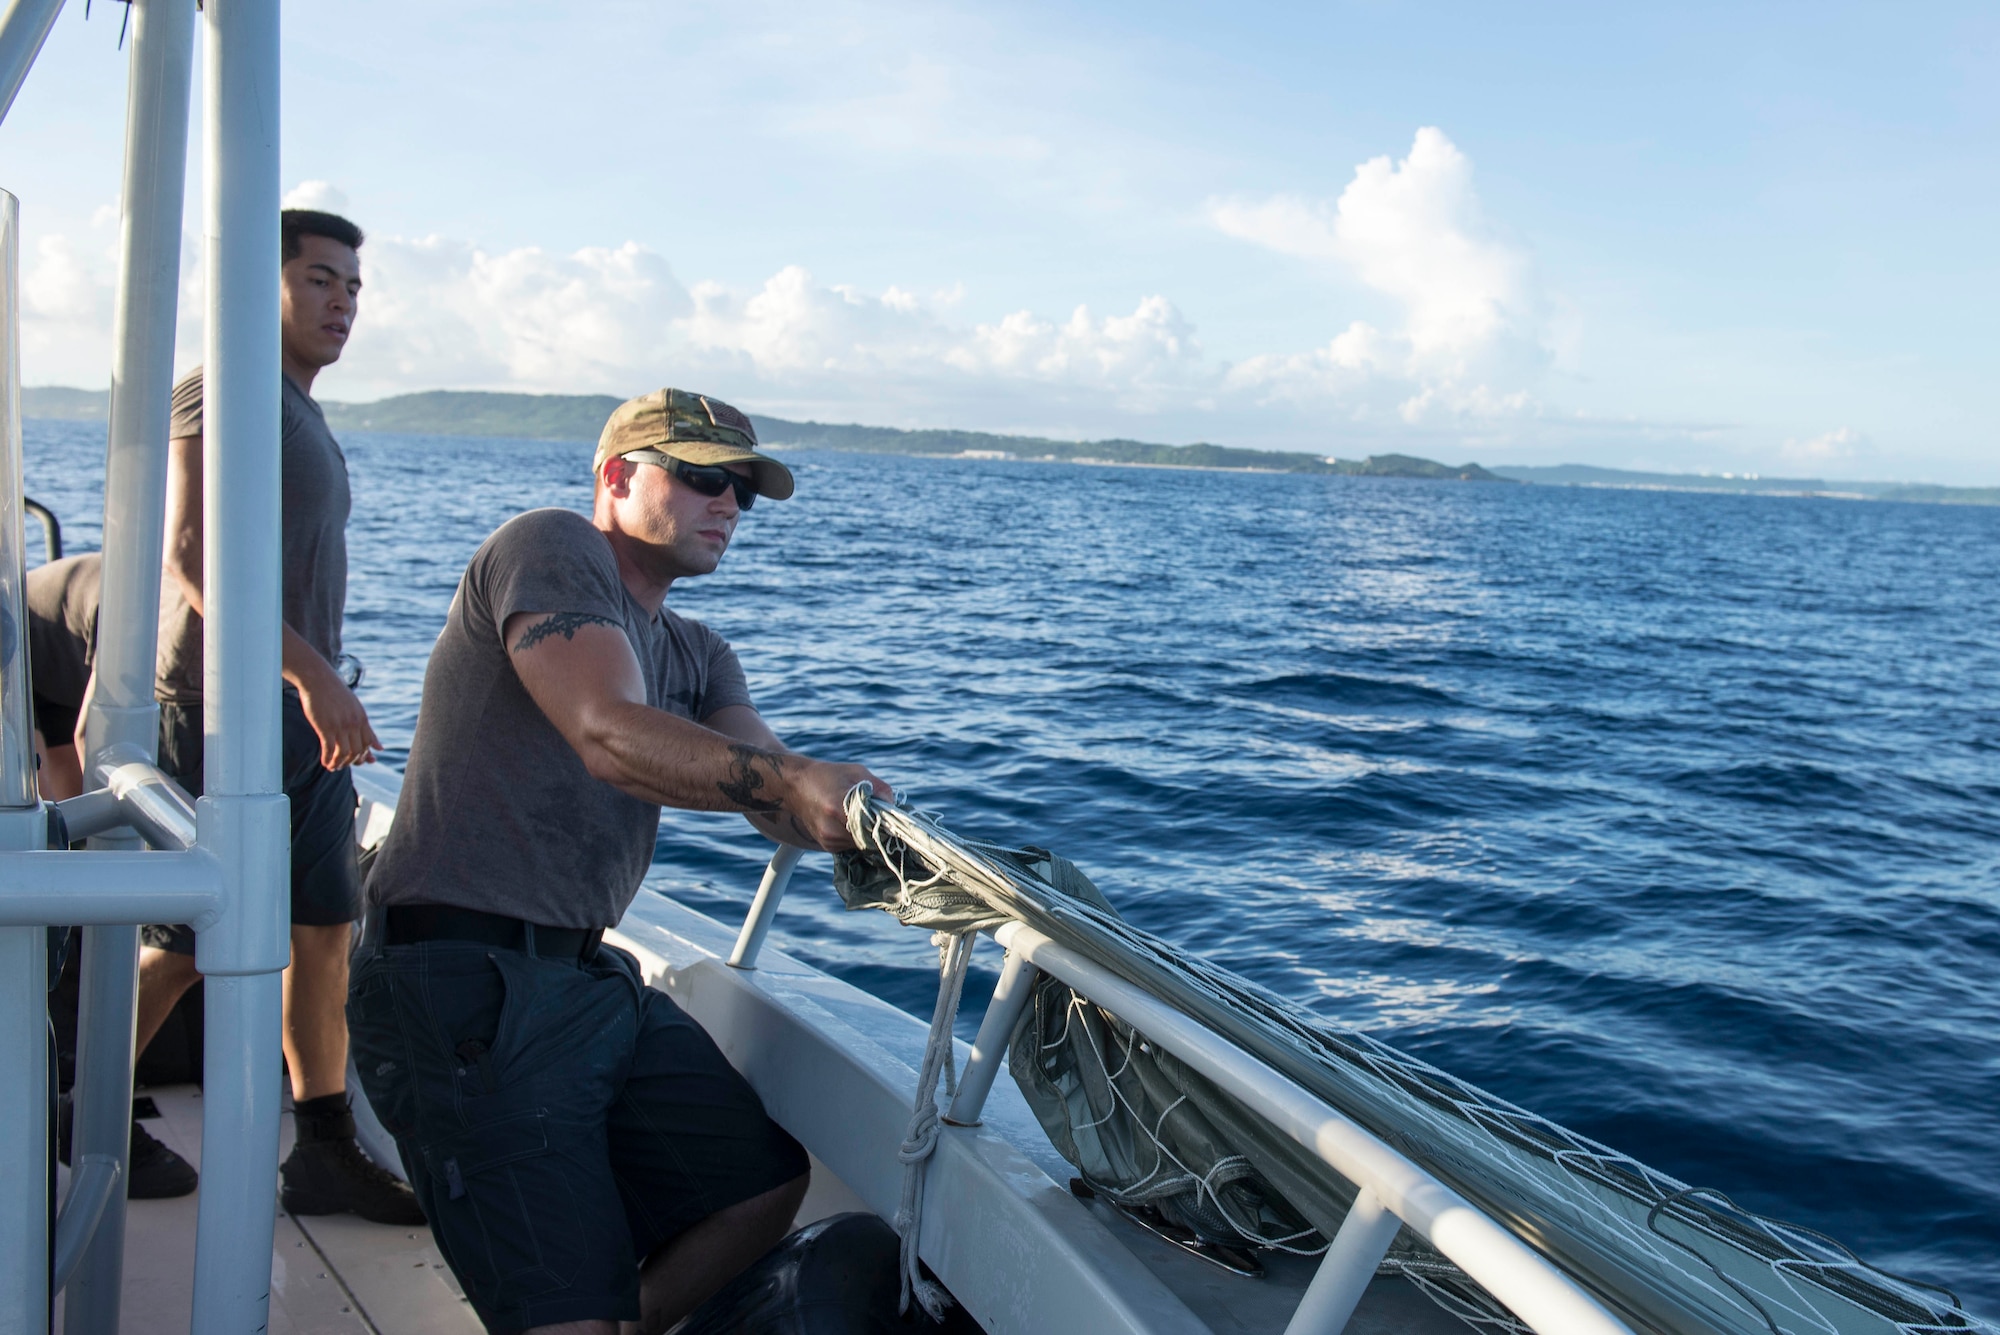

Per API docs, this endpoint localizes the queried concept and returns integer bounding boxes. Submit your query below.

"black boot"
[127,1119,199,1199]
[280,1092,425,1225]
[57,1093,198,1199]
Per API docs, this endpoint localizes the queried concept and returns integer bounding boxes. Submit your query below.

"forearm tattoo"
[513,611,621,652]
[719,744,786,814]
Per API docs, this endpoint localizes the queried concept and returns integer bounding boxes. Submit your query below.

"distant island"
[315,390,1509,481]
[24,385,1996,504]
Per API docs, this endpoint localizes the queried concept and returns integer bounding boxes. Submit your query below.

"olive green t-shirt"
[157,368,351,703]
[366,508,753,929]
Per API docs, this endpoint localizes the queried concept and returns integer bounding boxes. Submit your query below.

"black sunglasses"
[627,451,757,510]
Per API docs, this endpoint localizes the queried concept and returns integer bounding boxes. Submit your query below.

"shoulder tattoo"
[512,611,622,652]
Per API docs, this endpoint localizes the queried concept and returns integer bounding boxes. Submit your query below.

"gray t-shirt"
[367,508,753,928]
[26,552,101,710]
[157,368,351,703]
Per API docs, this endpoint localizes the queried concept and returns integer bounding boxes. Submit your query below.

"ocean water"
[23,418,2000,1314]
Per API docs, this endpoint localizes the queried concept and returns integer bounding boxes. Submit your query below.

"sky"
[4,0,1997,482]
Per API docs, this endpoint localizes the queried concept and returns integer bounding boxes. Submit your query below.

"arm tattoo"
[512,611,622,652]
[719,743,786,815]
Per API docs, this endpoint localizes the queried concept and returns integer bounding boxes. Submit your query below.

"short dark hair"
[281,209,364,263]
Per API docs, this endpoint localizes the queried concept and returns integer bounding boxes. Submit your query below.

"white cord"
[894,929,975,1319]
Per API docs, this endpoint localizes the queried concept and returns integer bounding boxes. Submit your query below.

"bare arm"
[165,433,380,768]
[503,610,890,851]
[163,434,204,617]
[701,703,828,849]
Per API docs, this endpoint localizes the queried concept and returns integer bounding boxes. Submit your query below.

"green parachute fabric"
[832,795,1987,1335]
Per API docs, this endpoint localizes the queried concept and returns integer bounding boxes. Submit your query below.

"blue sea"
[24,418,2000,1314]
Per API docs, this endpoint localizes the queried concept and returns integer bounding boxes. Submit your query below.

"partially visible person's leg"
[283,922,350,1101]
[33,727,83,801]
[96,934,204,1198]
[350,942,650,1331]
[608,947,811,1333]
[134,942,201,1056]
[279,693,423,1225]
[631,1175,808,1333]
[141,700,208,1061]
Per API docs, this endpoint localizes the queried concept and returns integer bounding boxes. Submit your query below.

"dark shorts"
[347,936,807,1333]
[141,693,363,954]
[33,694,79,751]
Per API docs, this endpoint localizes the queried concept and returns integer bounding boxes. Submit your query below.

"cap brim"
[661,441,795,501]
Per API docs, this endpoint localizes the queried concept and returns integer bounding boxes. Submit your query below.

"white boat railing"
[0,1,289,1331]
[729,850,1636,1335]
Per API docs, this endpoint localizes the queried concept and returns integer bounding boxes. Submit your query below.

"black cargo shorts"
[347,933,807,1332]
[141,691,362,953]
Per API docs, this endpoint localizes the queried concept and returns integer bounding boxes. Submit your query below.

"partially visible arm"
[503,611,890,851]
[702,703,830,849]
[165,432,380,769]
[163,435,204,618]
[284,632,380,768]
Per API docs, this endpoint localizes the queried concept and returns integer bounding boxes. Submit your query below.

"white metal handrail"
[988,921,1634,1335]
[727,840,1635,1335]
[727,842,804,968]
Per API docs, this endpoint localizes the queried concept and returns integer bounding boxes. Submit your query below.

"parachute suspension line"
[894,924,976,1320]
[1062,990,1327,1255]
[852,790,980,1318]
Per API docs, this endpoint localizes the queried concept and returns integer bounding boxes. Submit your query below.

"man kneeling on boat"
[353,388,890,1334]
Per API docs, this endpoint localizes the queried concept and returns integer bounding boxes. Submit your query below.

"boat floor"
[52,1083,480,1335]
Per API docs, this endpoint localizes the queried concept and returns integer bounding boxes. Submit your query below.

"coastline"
[22,384,1998,505]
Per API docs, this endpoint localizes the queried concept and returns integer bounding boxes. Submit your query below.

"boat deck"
[53,1085,480,1335]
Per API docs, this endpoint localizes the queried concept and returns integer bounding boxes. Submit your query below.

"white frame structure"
[728,855,1636,1335]
[0,2,291,1332]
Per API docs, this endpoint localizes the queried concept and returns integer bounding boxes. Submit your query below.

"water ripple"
[22,421,1999,1312]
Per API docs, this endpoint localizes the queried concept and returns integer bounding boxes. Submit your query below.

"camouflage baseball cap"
[594,388,795,501]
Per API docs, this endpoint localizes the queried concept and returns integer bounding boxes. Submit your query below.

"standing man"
[352,389,888,1333]
[138,208,422,1225]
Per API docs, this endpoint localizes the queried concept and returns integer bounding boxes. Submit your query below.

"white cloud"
[1781,426,1866,463]
[349,236,694,391]
[20,211,120,387]
[334,242,1213,420]
[13,140,1553,447]
[282,180,352,214]
[1208,127,1549,419]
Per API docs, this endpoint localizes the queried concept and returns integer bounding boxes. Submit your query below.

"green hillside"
[20,387,110,420]
[322,390,623,441]
[38,385,1992,500]
[314,391,1507,480]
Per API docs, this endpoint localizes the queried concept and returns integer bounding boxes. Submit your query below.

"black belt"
[384,904,603,962]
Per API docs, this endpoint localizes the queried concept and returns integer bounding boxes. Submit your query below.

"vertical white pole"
[190,1,290,1330]
[66,5,198,1328]
[0,0,66,125]
[727,843,803,969]
[90,0,193,768]
[60,931,137,1335]
[1283,1187,1404,1335]
[943,946,1039,1127]
[0,186,50,1335]
[0,923,50,1335]
[0,196,34,809]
